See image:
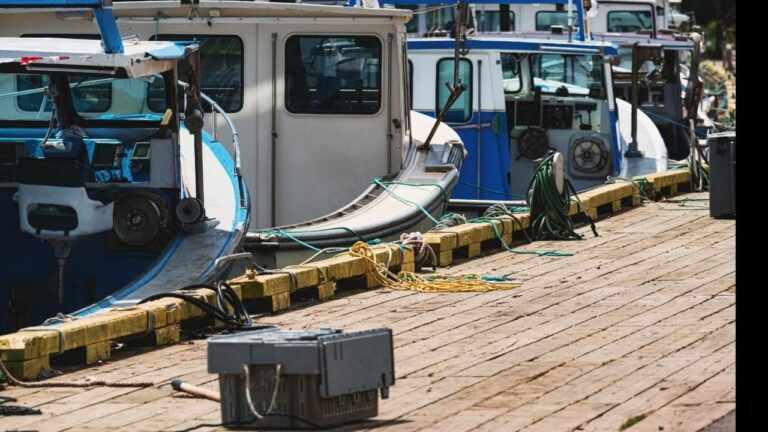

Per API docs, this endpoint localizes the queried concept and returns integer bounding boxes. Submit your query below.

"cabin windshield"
[0,72,167,123]
[613,47,659,74]
[607,10,654,33]
[529,54,606,99]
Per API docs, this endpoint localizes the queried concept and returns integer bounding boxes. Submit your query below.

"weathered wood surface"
[0,192,734,432]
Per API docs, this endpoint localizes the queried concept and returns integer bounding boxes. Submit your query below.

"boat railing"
[179,80,247,209]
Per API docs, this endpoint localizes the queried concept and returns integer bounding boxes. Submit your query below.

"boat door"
[263,25,401,226]
[411,51,512,200]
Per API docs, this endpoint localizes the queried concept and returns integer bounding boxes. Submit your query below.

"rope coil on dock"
[343,241,518,293]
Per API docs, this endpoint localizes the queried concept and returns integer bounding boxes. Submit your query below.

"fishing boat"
[596,33,706,160]
[0,1,466,269]
[392,0,709,159]
[380,0,667,206]
[398,0,676,37]
[0,0,249,333]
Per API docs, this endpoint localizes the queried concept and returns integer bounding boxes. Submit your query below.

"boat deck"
[0,191,735,432]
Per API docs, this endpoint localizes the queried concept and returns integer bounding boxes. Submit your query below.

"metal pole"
[387,33,394,174]
[188,49,205,204]
[271,33,278,227]
[626,43,641,157]
[476,59,482,199]
[422,2,468,148]
[212,109,217,141]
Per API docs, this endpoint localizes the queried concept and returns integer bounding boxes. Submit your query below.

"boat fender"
[184,86,205,133]
[113,192,167,246]
[176,197,206,225]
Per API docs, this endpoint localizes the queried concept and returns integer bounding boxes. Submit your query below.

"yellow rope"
[343,241,518,293]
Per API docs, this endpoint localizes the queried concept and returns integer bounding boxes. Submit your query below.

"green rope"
[418,274,515,283]
[372,178,440,225]
[251,172,577,261]
[526,153,586,241]
[469,215,573,257]
[250,228,325,253]
[457,180,527,199]
[249,178,450,253]
[605,176,654,203]
[378,179,450,205]
[250,227,383,253]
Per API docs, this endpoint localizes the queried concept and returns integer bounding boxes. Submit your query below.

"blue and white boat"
[0,0,249,333]
[0,1,467,269]
[379,0,667,203]
[391,0,709,160]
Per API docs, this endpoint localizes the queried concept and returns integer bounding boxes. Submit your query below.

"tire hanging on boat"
[113,192,168,246]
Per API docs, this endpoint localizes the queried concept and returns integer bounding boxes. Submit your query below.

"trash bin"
[707,131,736,218]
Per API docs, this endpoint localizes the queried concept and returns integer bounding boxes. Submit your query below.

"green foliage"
[620,414,647,430]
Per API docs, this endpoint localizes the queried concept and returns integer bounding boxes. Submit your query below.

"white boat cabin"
[0,1,417,228]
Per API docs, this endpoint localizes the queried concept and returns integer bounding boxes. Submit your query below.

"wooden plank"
[0,191,733,432]
[581,344,734,431]
[405,234,733,380]
[629,367,735,432]
[392,298,732,430]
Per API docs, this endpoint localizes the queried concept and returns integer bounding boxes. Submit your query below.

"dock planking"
[0,192,734,432]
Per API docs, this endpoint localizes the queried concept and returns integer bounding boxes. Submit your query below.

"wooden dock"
[0,191,735,432]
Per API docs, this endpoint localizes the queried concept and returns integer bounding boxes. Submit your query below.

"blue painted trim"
[0,0,125,54]
[408,38,617,55]
[575,1,585,41]
[609,109,621,175]
[416,109,514,200]
[146,44,188,60]
[92,7,124,54]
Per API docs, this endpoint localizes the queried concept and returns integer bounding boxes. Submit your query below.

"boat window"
[77,74,167,120]
[15,74,111,115]
[285,35,382,115]
[608,11,653,33]
[535,11,568,31]
[613,47,658,74]
[607,11,653,33]
[530,54,605,99]
[500,53,523,94]
[426,7,456,33]
[477,10,516,32]
[0,73,166,122]
[16,34,112,116]
[436,58,472,123]
[153,35,244,113]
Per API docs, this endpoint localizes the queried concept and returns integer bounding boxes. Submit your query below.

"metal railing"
[179,80,247,209]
